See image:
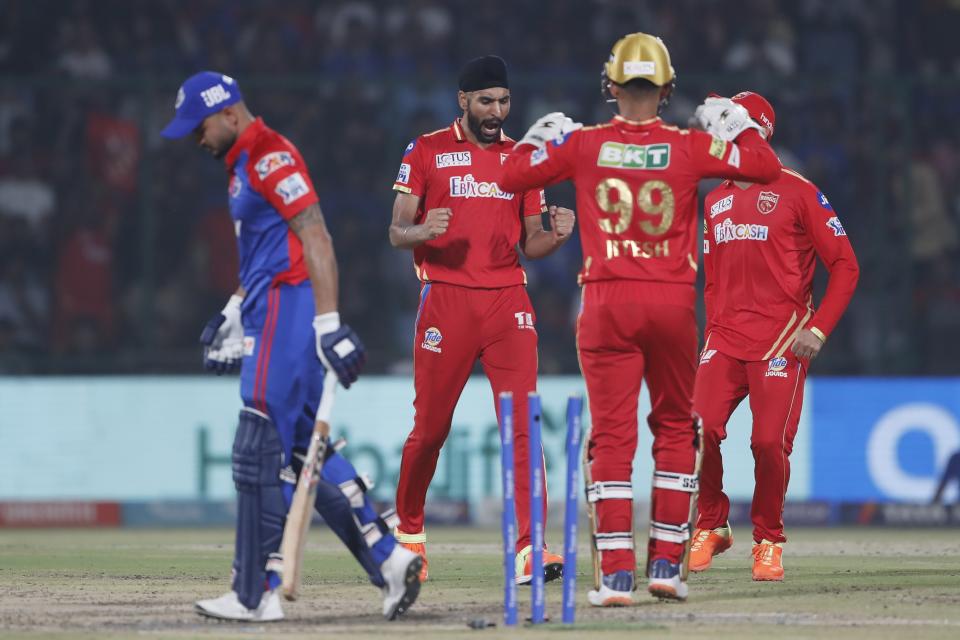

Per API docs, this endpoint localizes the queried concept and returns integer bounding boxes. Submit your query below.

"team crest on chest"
[757,191,780,215]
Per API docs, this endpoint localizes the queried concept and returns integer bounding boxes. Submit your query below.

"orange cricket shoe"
[395,530,429,582]
[752,540,784,581]
[515,545,564,585]
[689,523,733,572]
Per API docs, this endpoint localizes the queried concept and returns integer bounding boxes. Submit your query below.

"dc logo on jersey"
[757,191,780,214]
[816,191,832,210]
[229,175,242,198]
[243,336,255,356]
[421,327,443,353]
[710,194,734,218]
[255,151,295,179]
[403,140,416,157]
[766,356,789,378]
[275,172,310,205]
[826,216,847,236]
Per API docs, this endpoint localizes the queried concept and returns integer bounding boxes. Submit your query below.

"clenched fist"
[422,207,452,240]
[791,329,823,360]
[549,205,576,239]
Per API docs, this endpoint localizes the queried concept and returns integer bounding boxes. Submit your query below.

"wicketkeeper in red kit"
[501,34,781,603]
[387,55,576,585]
[689,91,859,581]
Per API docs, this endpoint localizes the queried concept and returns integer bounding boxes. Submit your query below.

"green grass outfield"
[1,526,959,639]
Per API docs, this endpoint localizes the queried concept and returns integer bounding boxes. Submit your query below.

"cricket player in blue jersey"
[161,71,421,622]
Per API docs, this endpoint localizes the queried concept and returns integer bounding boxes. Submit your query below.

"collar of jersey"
[612,114,661,129]
[225,117,267,169]
[451,118,508,145]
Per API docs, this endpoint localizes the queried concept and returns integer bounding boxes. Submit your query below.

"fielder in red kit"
[502,34,781,604]
[689,92,859,581]
[388,56,575,585]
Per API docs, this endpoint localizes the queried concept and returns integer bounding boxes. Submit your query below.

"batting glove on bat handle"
[199,294,244,375]
[313,312,366,389]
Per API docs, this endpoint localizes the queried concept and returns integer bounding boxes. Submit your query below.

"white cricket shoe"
[380,544,423,620]
[587,570,634,607]
[194,589,284,622]
[647,558,688,601]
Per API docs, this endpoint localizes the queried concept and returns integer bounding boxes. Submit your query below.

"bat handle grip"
[314,371,338,425]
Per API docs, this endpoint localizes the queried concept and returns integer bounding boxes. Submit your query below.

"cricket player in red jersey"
[689,92,859,581]
[388,56,576,584]
[501,34,781,604]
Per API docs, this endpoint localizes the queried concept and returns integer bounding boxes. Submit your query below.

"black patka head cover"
[458,55,509,92]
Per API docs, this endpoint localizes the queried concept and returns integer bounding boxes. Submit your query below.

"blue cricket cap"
[160,71,243,139]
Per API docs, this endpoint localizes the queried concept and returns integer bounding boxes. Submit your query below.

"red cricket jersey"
[392,119,546,288]
[702,167,859,362]
[501,115,781,290]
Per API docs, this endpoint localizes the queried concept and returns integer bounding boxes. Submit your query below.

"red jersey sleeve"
[522,188,548,218]
[798,185,860,340]
[689,128,781,184]
[247,143,319,220]
[501,131,580,193]
[392,138,429,197]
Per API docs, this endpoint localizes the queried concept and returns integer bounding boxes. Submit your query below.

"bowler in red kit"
[501,34,781,604]
[387,55,575,585]
[689,92,859,581]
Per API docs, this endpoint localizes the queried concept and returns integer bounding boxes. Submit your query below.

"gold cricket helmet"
[603,32,675,87]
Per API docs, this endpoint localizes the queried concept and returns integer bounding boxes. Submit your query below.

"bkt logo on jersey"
[513,312,535,331]
[421,327,443,353]
[255,151,295,179]
[827,216,847,236]
[597,142,670,170]
[449,174,514,200]
[436,151,472,168]
[710,194,734,218]
[765,356,789,378]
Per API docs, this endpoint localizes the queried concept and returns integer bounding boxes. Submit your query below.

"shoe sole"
[591,596,633,607]
[752,574,784,582]
[648,585,687,601]
[194,604,283,623]
[387,556,423,621]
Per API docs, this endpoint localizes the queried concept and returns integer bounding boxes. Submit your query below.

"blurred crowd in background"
[1,0,959,375]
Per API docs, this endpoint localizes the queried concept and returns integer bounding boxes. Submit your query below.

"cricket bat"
[281,371,338,601]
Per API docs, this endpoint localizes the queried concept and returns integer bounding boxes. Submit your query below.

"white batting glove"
[518,112,582,149]
[693,97,765,142]
[199,294,244,374]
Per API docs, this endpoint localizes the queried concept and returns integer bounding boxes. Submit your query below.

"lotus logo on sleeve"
[710,194,734,218]
[255,151,295,179]
[757,191,780,214]
[765,356,789,378]
[826,216,847,236]
[449,174,514,200]
[421,327,443,353]
[435,151,472,168]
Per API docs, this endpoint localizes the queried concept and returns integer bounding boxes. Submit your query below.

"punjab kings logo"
[421,327,443,353]
[228,174,242,198]
[765,356,789,378]
[757,191,780,214]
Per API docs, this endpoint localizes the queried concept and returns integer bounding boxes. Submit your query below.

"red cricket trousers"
[577,280,699,572]
[693,349,807,543]
[396,282,545,551]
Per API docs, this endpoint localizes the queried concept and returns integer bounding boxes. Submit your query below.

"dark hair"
[619,78,660,95]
